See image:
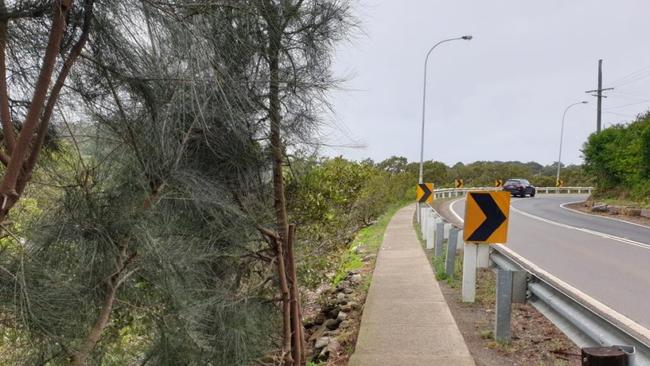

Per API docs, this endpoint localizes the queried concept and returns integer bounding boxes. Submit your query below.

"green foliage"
[583,112,650,203]
[286,156,413,288]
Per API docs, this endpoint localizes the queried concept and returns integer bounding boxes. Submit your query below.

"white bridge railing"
[432,186,594,199]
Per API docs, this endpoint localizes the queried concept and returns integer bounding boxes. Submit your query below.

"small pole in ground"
[461,242,477,302]
[434,222,445,257]
[581,346,628,366]
[445,227,459,277]
[495,267,513,342]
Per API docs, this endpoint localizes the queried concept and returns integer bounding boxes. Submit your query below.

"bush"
[583,111,650,202]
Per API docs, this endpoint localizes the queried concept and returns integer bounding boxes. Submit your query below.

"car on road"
[503,178,536,197]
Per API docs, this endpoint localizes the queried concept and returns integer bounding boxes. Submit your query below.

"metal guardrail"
[419,186,647,365]
[491,245,649,366]
[432,186,594,199]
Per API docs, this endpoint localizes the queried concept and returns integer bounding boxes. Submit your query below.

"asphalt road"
[446,194,650,329]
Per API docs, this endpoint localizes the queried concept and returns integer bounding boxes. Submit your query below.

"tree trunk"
[286,225,304,365]
[273,235,294,364]
[70,280,118,366]
[71,243,131,366]
[267,11,297,365]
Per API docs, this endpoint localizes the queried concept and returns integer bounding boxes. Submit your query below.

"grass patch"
[595,197,650,209]
[332,201,409,286]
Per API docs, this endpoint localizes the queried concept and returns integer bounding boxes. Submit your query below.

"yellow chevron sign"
[464,191,511,244]
[556,179,564,188]
[494,179,503,187]
[416,183,434,204]
[454,179,464,189]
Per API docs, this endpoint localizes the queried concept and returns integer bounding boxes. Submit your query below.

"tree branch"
[0,0,15,154]
[19,0,95,195]
[0,0,73,207]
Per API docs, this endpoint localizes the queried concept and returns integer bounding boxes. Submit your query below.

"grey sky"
[322,0,650,166]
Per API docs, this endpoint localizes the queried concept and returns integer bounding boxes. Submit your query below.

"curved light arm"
[418,35,472,184]
[556,101,588,182]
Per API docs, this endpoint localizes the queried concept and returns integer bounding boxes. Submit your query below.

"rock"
[340,304,352,312]
[336,292,346,301]
[324,318,340,330]
[591,204,608,212]
[314,336,330,349]
[308,324,327,342]
[350,273,362,284]
[325,329,340,337]
[313,313,325,325]
[317,346,330,361]
[343,287,353,294]
[339,320,352,328]
[623,207,642,216]
[327,308,339,319]
[336,311,348,322]
[642,209,650,219]
[608,206,621,215]
[348,301,360,310]
[327,338,342,356]
[348,269,361,276]
[337,280,350,290]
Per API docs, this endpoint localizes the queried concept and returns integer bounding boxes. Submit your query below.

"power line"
[608,63,650,86]
[603,99,650,110]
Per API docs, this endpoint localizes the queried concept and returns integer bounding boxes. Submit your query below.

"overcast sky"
[321,0,650,166]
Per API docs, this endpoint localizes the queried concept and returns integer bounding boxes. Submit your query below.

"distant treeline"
[359,156,593,188]
[583,111,650,204]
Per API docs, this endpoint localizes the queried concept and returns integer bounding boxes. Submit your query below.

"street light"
[556,101,588,183]
[418,35,473,185]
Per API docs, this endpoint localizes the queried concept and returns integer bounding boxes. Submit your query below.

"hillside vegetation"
[373,156,593,188]
[583,112,650,205]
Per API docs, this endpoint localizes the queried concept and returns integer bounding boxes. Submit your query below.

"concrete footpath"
[348,205,475,366]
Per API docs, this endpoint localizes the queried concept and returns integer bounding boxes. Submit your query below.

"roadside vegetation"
[583,111,650,205]
[375,156,593,188]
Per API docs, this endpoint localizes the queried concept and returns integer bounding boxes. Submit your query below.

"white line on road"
[449,198,464,223]
[448,197,650,250]
[560,200,650,230]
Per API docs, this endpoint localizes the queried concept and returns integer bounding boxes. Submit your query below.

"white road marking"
[560,200,650,230]
[448,197,650,250]
[449,198,464,223]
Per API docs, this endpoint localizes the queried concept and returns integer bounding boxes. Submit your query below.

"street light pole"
[418,35,473,185]
[556,101,588,183]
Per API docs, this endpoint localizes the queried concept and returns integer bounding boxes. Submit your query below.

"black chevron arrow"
[418,183,431,202]
[467,193,506,241]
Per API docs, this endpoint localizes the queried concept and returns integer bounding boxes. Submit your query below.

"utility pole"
[585,59,614,133]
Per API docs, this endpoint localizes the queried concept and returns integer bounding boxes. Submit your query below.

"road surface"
[444,194,650,329]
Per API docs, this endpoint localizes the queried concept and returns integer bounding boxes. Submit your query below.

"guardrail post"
[495,267,513,342]
[420,207,427,237]
[434,222,445,257]
[477,244,490,268]
[443,222,451,240]
[426,213,435,250]
[462,242,477,302]
[512,271,527,303]
[445,227,459,277]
